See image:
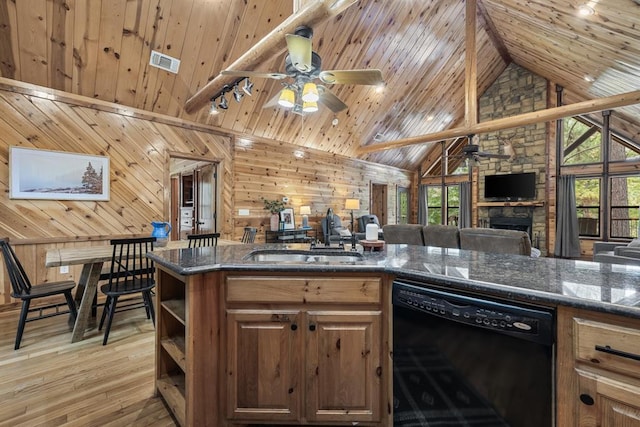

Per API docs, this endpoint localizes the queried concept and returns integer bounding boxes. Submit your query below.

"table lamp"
[300,205,311,228]
[345,199,360,250]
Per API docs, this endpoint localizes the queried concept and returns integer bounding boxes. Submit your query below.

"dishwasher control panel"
[392,280,554,345]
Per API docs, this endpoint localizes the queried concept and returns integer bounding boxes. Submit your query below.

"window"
[610,176,640,239]
[447,185,460,226]
[562,117,601,165]
[426,186,442,225]
[397,187,410,224]
[575,178,600,237]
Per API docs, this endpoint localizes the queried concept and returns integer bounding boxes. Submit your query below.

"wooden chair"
[98,237,156,345]
[241,227,257,243]
[187,232,220,248]
[0,238,77,350]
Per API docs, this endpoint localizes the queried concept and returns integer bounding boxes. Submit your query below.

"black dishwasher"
[392,279,555,427]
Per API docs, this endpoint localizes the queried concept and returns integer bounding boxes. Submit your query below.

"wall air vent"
[149,50,180,74]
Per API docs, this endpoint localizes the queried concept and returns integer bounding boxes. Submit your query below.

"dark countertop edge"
[148,254,640,319]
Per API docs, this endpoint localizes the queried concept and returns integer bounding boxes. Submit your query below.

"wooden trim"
[357,89,640,155]
[0,77,233,136]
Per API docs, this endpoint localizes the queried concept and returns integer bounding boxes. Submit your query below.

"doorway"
[371,183,388,225]
[169,156,219,240]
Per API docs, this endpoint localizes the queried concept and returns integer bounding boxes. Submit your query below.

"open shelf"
[161,336,186,371]
[162,299,186,325]
[157,374,186,426]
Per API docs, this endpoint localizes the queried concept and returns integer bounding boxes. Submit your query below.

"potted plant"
[262,198,286,231]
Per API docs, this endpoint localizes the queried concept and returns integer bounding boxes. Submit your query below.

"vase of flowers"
[263,198,286,231]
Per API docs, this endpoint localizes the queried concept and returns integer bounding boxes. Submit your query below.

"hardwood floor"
[0,306,177,427]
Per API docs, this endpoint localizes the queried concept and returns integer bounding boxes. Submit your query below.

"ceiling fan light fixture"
[302,82,319,102]
[242,78,254,96]
[302,100,318,113]
[278,88,296,108]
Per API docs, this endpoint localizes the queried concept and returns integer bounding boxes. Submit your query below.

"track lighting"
[209,97,218,115]
[218,93,228,110]
[233,84,244,102]
[242,78,254,96]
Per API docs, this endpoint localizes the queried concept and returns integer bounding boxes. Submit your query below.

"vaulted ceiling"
[0,0,639,171]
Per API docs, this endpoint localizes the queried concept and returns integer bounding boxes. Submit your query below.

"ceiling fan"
[221,25,384,115]
[452,135,512,163]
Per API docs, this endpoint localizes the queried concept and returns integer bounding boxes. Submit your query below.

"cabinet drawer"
[226,276,381,304]
[574,318,640,378]
[180,218,193,227]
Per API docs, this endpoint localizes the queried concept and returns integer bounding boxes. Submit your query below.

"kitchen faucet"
[325,208,334,247]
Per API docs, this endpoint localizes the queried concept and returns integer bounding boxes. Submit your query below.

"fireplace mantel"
[477,201,545,207]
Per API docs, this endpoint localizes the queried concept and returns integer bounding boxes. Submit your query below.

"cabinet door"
[305,310,382,423]
[226,310,303,422]
[576,369,640,427]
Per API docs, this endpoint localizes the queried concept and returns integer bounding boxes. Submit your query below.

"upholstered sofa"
[593,240,640,265]
[382,224,535,256]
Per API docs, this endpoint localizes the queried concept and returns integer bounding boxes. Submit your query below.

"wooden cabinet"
[557,306,640,427]
[224,274,387,425]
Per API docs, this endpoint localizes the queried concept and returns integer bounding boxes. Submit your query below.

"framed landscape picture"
[9,147,110,201]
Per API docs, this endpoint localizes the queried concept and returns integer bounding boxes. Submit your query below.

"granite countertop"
[147,243,640,318]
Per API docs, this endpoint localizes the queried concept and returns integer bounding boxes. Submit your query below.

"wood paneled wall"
[0,78,415,308]
[233,138,414,241]
[0,78,233,305]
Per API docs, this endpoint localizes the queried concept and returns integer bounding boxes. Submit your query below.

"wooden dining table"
[45,238,240,342]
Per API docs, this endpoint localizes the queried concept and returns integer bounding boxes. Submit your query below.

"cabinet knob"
[579,394,594,406]
[290,323,298,331]
[309,324,316,331]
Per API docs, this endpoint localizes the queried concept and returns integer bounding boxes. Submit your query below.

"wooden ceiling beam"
[184,0,356,114]
[357,89,640,155]
[465,0,478,128]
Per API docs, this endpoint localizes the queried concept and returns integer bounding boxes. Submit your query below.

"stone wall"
[477,63,548,254]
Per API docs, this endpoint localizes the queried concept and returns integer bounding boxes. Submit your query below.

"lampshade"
[345,199,360,210]
[278,88,295,108]
[299,206,311,215]
[302,100,318,113]
[302,82,319,102]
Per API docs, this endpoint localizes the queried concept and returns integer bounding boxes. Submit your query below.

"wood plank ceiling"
[0,0,638,171]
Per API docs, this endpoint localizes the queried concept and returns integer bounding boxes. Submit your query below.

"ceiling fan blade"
[221,70,288,80]
[318,86,348,113]
[476,152,512,159]
[262,91,282,109]
[319,69,384,85]
[285,34,312,72]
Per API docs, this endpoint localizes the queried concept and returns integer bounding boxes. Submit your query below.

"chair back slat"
[187,232,220,248]
[241,227,257,243]
[106,237,155,292]
[0,238,32,295]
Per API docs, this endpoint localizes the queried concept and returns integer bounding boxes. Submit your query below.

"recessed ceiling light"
[426,115,434,121]
[578,4,595,16]
[375,84,384,94]
[584,75,595,82]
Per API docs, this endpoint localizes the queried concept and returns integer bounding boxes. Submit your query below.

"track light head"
[242,78,254,96]
[209,97,218,115]
[233,84,244,102]
[218,94,228,110]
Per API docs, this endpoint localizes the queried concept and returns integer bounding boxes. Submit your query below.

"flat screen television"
[484,172,536,201]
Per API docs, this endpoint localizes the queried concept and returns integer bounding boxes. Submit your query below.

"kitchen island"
[147,243,640,427]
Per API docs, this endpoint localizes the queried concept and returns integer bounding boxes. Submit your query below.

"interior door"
[196,163,217,233]
[371,183,387,225]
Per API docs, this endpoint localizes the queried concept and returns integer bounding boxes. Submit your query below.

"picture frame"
[9,146,110,201]
[280,208,295,230]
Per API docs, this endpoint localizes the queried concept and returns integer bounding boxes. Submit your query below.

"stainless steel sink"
[244,250,363,264]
